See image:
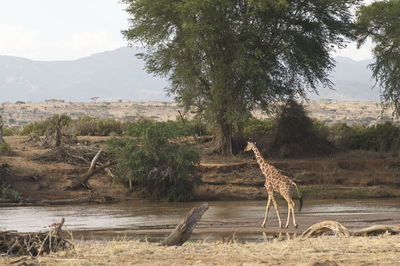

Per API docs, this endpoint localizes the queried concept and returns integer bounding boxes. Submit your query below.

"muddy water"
[0,199,399,241]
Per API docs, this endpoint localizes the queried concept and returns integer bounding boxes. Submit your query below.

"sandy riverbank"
[1,235,399,265]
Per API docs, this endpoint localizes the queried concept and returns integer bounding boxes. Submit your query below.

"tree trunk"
[0,115,4,144]
[55,117,62,147]
[65,149,114,190]
[162,203,209,246]
[216,121,233,156]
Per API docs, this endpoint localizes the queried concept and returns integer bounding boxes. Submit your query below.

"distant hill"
[0,47,168,102]
[311,57,379,101]
[0,47,379,102]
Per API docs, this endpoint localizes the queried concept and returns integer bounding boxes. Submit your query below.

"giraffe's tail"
[292,182,303,212]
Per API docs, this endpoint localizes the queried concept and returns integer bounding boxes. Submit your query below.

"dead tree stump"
[65,148,114,190]
[162,203,209,246]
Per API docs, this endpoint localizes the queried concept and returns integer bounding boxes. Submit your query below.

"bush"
[123,119,203,139]
[0,142,14,156]
[243,117,275,137]
[67,116,123,136]
[0,183,22,199]
[271,100,336,157]
[108,121,200,201]
[21,114,71,136]
[344,122,400,152]
[3,127,21,136]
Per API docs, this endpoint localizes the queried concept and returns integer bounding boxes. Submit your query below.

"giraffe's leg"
[271,197,282,228]
[261,196,272,228]
[281,193,294,228]
[291,201,298,228]
[284,200,292,228]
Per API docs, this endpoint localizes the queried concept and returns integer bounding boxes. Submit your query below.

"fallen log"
[162,202,209,246]
[300,221,400,238]
[300,221,351,238]
[352,225,400,236]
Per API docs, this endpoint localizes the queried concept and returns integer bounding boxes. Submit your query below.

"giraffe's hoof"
[261,224,266,228]
[294,224,298,229]
[284,225,289,229]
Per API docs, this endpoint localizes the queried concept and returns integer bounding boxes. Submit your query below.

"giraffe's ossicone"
[244,141,303,228]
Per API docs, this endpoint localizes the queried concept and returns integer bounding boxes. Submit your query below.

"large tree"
[123,0,360,155]
[356,0,400,115]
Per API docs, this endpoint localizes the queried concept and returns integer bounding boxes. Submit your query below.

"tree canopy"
[356,0,400,115]
[123,0,360,155]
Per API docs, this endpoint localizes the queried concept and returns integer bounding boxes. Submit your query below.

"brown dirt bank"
[1,236,399,265]
[1,136,400,203]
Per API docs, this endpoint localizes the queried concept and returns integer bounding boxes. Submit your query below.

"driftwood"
[65,149,114,190]
[0,218,73,257]
[300,221,400,238]
[162,203,209,246]
[352,225,400,236]
[300,221,351,238]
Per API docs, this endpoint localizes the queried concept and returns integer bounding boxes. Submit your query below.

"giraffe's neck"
[251,146,275,177]
[251,146,265,165]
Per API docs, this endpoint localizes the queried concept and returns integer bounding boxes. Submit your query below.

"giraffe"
[244,140,303,228]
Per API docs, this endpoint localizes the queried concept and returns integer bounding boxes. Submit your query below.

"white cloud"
[333,40,374,61]
[0,24,125,61]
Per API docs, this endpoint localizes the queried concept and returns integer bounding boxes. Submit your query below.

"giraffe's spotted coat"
[244,141,301,228]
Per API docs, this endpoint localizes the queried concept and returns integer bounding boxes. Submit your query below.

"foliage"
[0,142,15,156]
[356,0,400,115]
[242,118,275,138]
[21,114,71,136]
[108,121,200,202]
[3,127,21,136]
[67,116,123,136]
[0,183,22,200]
[341,122,400,152]
[122,0,360,155]
[124,119,208,139]
[271,100,336,157]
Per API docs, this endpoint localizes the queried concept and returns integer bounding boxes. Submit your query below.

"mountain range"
[0,47,379,102]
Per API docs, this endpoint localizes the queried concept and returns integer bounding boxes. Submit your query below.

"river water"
[0,198,399,235]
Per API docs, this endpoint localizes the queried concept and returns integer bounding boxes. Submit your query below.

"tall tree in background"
[356,0,400,115]
[123,0,360,155]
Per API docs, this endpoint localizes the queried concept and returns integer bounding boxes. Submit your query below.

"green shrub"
[271,100,336,157]
[124,119,198,139]
[20,114,71,136]
[0,183,22,199]
[108,121,200,202]
[242,117,275,137]
[0,142,14,156]
[67,116,123,136]
[346,122,400,152]
[3,127,21,136]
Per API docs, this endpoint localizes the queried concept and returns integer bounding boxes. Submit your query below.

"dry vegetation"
[1,100,398,128]
[0,235,399,265]
[1,135,400,202]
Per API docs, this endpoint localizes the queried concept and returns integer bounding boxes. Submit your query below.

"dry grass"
[1,235,399,265]
[2,100,399,128]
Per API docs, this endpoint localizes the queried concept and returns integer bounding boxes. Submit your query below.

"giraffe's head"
[244,140,256,152]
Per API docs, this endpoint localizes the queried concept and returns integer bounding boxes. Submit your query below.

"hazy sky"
[0,0,374,61]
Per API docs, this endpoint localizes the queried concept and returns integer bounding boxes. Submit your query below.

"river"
[1,198,399,241]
